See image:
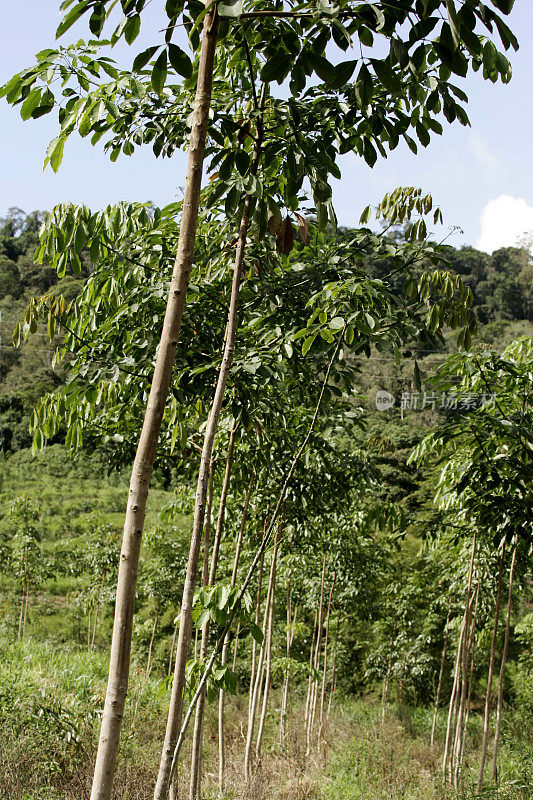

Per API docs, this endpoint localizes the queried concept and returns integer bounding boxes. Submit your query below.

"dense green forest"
[1,2,532,800]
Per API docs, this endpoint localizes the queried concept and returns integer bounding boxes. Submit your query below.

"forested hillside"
[1,1,532,800]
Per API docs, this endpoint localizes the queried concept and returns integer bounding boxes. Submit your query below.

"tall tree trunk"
[318,575,336,746]
[430,598,451,747]
[477,539,506,793]
[443,534,476,780]
[91,605,99,649]
[168,622,178,677]
[90,11,219,800]
[23,589,29,639]
[304,608,318,747]
[162,341,343,789]
[189,434,235,800]
[327,619,339,718]
[244,533,278,783]
[280,585,297,746]
[453,584,479,790]
[87,608,92,652]
[491,542,517,784]
[249,544,266,720]
[455,584,479,788]
[255,533,279,763]
[307,555,326,755]
[154,99,263,800]
[219,470,255,795]
[18,587,25,641]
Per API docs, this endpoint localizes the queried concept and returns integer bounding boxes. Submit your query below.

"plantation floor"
[1,636,531,800]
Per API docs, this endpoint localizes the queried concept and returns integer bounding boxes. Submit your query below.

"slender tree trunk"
[87,608,92,652]
[23,590,29,639]
[255,533,279,763]
[219,470,255,794]
[162,342,343,789]
[381,655,393,724]
[90,11,219,800]
[327,619,339,717]
[245,532,278,783]
[304,608,318,748]
[453,585,479,789]
[280,585,296,746]
[477,539,506,793]
[491,542,517,784]
[455,585,479,788]
[91,605,99,649]
[307,555,326,755]
[431,598,451,747]
[443,533,476,780]
[168,623,178,677]
[155,101,263,800]
[249,546,265,720]
[18,588,25,641]
[189,434,235,800]
[319,575,336,747]
[231,620,241,673]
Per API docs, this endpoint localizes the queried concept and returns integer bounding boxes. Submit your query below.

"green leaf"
[491,0,514,12]
[168,43,193,78]
[261,57,290,84]
[56,2,89,38]
[151,49,168,95]
[124,14,141,45]
[20,90,43,121]
[371,58,402,93]
[302,333,317,356]
[132,46,159,72]
[360,205,372,224]
[218,0,243,17]
[329,316,345,331]
[414,360,422,391]
[46,136,66,173]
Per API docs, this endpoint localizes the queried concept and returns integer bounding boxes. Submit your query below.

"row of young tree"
[2,0,530,799]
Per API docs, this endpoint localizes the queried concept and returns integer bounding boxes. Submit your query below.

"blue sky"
[1,1,532,252]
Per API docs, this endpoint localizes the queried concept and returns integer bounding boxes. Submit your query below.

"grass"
[1,633,531,800]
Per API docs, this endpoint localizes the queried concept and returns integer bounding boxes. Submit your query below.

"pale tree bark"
[245,534,277,783]
[451,590,476,784]
[491,542,517,784]
[430,598,451,747]
[327,619,339,718]
[219,470,255,795]
[455,584,479,788]
[162,340,343,789]
[318,574,336,747]
[307,555,326,755]
[304,608,318,745]
[249,541,266,720]
[280,585,297,746]
[154,98,263,800]
[477,539,506,793]
[168,622,178,677]
[91,605,99,649]
[443,533,476,781]
[189,430,236,800]
[255,533,279,763]
[90,10,219,800]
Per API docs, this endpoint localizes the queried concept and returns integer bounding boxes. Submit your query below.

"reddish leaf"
[267,204,282,235]
[276,217,294,255]
[294,212,310,245]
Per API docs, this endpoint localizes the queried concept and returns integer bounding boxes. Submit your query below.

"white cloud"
[470,133,497,169]
[477,195,533,253]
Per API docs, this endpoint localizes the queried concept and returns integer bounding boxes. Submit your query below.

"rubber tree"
[2,3,519,796]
